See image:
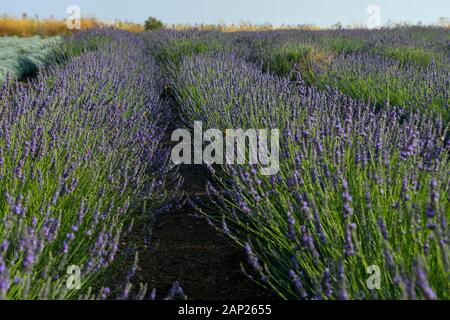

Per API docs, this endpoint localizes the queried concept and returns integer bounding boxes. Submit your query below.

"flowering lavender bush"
[167,51,449,299]
[313,52,450,120]
[2,27,447,300]
[229,30,449,119]
[143,30,233,72]
[146,28,449,120]
[0,30,177,299]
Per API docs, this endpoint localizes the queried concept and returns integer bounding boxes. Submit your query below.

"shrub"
[144,17,164,31]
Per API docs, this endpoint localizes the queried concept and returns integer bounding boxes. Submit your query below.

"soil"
[127,194,275,299]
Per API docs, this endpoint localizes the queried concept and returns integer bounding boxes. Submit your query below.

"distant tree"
[144,17,164,31]
[331,22,343,30]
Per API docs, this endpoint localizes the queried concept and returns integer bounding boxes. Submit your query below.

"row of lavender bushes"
[173,53,449,300]
[143,28,450,299]
[0,29,179,299]
[233,30,449,120]
[143,28,449,120]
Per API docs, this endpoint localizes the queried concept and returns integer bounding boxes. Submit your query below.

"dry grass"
[0,17,323,37]
[306,46,335,65]
[0,17,143,37]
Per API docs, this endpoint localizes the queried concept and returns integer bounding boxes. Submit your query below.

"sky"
[0,0,448,27]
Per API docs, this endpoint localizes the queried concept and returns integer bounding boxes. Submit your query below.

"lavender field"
[0,27,449,300]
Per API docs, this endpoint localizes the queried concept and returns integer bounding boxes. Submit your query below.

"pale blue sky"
[1,0,448,27]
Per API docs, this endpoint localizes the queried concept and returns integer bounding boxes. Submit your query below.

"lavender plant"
[0,30,178,299]
[313,52,450,120]
[146,29,449,120]
[168,52,449,299]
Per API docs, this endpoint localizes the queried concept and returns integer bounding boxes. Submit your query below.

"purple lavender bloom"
[344,223,357,257]
[245,242,263,274]
[414,261,437,300]
[63,241,69,254]
[342,179,353,219]
[289,270,308,299]
[0,240,8,253]
[377,217,389,240]
[286,212,297,242]
[322,268,333,298]
[101,287,111,299]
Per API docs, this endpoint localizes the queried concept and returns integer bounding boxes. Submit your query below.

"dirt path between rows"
[14,51,275,300]
[103,91,276,300]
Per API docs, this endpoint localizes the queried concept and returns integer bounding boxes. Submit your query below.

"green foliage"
[374,45,441,68]
[314,58,450,120]
[320,36,364,54]
[148,33,231,72]
[144,17,164,31]
[51,34,112,65]
[261,42,311,77]
[259,42,336,83]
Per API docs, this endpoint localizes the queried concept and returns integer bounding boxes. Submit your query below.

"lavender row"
[169,52,449,299]
[143,28,449,121]
[229,31,449,119]
[0,30,178,299]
